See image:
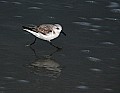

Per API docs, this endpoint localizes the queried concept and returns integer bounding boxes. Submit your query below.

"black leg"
[49,48,62,56]
[30,37,37,45]
[26,37,37,46]
[29,46,39,58]
[49,42,62,49]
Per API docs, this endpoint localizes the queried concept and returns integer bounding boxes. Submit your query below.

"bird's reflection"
[27,47,62,78]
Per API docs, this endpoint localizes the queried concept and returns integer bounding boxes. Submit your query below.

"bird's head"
[54,24,66,36]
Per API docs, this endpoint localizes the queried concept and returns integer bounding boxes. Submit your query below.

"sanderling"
[22,24,66,49]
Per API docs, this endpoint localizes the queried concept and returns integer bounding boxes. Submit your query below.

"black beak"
[61,31,66,36]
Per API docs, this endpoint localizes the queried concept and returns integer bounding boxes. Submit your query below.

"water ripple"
[85,1,96,4]
[87,57,102,62]
[89,28,99,32]
[4,76,15,80]
[11,2,22,5]
[76,85,89,89]
[81,49,90,53]
[47,16,55,19]
[17,80,30,83]
[35,2,44,5]
[90,68,102,72]
[107,2,119,8]
[73,21,101,28]
[0,1,7,3]
[104,88,113,92]
[90,18,103,21]
[111,9,120,13]
[100,42,115,45]
[64,5,73,9]
[28,7,42,10]
[104,31,112,34]
[78,17,87,20]
[91,25,101,28]
[73,22,91,26]
[105,17,119,21]
[14,16,23,18]
[0,86,5,89]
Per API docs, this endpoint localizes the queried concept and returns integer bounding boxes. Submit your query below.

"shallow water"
[0,0,120,93]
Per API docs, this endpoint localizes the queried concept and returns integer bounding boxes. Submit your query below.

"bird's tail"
[22,26,33,31]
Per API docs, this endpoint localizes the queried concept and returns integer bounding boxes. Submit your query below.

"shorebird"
[22,24,66,49]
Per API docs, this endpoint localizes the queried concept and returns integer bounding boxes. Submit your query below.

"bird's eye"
[56,27,59,30]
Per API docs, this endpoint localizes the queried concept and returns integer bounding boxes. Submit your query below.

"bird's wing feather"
[33,25,53,35]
